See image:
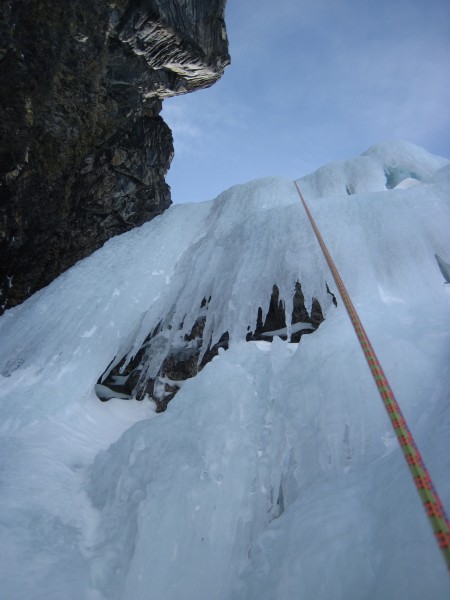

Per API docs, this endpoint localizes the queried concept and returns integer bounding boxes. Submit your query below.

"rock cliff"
[0,0,229,312]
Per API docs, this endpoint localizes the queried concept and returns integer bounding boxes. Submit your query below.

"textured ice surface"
[300,140,448,198]
[0,142,449,599]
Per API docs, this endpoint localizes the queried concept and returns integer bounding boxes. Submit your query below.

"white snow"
[260,321,315,338]
[0,141,449,599]
[95,383,133,400]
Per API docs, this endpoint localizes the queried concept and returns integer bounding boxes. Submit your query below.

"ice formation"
[0,141,449,599]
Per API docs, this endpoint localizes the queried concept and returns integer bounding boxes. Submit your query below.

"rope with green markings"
[293,180,450,572]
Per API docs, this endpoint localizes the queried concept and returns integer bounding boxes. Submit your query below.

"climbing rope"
[293,180,450,572]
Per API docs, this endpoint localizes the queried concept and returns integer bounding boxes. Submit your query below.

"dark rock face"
[0,0,229,312]
[252,283,324,343]
[97,284,325,412]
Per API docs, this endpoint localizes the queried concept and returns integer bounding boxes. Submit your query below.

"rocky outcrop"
[0,0,229,312]
[97,284,325,412]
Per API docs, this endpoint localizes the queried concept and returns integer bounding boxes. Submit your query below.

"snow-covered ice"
[0,141,449,599]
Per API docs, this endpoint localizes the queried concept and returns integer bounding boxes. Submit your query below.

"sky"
[162,0,450,204]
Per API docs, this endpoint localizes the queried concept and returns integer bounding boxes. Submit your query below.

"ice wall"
[0,142,449,599]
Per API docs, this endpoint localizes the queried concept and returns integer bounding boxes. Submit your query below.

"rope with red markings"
[293,180,450,572]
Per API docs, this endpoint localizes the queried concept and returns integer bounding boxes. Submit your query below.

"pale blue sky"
[162,0,450,204]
